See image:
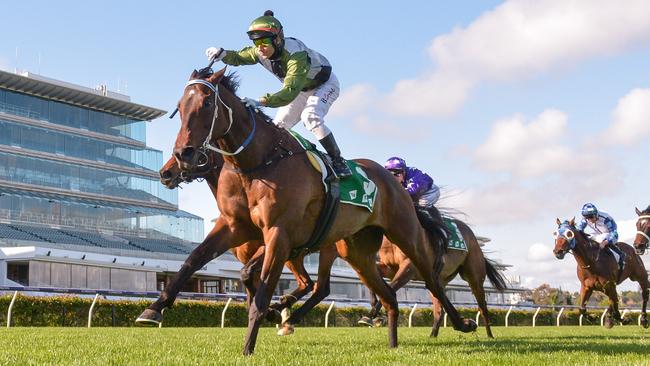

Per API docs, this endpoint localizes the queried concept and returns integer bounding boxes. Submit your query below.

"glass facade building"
[0,70,203,242]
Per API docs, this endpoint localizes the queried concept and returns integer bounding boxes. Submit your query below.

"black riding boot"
[607,243,625,278]
[319,133,352,178]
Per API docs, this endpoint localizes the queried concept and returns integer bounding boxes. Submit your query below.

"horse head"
[173,67,233,171]
[553,217,577,259]
[634,206,650,255]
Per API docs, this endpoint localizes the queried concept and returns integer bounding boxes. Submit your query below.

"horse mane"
[643,205,650,215]
[566,220,598,249]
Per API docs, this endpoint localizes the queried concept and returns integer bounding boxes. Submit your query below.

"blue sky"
[3,1,650,291]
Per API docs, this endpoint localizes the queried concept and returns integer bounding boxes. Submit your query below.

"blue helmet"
[385,157,407,171]
[581,203,598,218]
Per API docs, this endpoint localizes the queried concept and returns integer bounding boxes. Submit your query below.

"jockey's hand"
[242,97,262,109]
[205,47,225,62]
[600,240,609,249]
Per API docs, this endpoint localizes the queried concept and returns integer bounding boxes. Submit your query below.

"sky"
[3,0,650,292]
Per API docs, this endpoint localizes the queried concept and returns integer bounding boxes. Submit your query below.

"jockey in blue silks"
[576,203,625,273]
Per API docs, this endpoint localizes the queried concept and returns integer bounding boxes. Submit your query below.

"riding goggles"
[253,37,274,47]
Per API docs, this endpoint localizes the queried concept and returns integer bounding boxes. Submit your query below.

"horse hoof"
[641,318,649,329]
[604,317,614,329]
[358,316,373,327]
[135,308,162,326]
[620,317,631,326]
[277,324,295,336]
[372,316,386,327]
[456,319,478,333]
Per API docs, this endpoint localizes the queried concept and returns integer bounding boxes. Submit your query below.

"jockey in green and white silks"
[205,10,352,178]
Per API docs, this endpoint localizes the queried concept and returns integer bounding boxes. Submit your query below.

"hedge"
[0,294,630,328]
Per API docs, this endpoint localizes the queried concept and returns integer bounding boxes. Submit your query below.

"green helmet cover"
[247,15,283,40]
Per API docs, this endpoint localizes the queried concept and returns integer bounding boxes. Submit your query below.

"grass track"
[1,326,650,365]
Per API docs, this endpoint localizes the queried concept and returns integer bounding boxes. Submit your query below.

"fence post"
[7,291,18,328]
[579,314,583,327]
[324,301,335,328]
[87,293,100,328]
[600,308,609,327]
[621,309,629,324]
[532,307,541,327]
[408,304,418,328]
[556,307,564,326]
[443,312,448,328]
[220,298,232,328]
[475,311,481,325]
[505,306,513,327]
[639,313,643,327]
[158,308,166,329]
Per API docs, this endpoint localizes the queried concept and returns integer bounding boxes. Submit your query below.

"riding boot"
[607,243,625,280]
[319,133,352,178]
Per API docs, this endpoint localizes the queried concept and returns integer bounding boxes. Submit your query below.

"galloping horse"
[633,206,650,255]
[159,154,339,322]
[553,218,649,328]
[359,219,507,338]
[136,68,476,355]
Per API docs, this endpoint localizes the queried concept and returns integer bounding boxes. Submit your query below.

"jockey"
[576,203,625,272]
[205,10,352,178]
[384,157,440,208]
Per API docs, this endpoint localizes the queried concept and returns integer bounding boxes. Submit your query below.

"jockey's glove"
[205,47,225,62]
[242,97,262,109]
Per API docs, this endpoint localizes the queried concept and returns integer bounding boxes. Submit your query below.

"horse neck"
[571,234,597,268]
[214,87,282,172]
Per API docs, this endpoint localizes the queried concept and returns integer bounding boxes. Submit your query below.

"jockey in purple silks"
[384,157,440,208]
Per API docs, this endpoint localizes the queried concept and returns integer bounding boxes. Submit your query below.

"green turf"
[1,326,649,365]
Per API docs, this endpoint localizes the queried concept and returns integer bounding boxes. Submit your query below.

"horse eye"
[203,100,212,108]
[565,230,574,239]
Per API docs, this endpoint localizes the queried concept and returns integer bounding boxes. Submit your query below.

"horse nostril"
[160,170,172,179]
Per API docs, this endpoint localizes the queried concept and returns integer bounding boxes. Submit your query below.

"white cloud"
[603,88,650,146]
[443,107,624,225]
[0,57,10,72]
[328,84,376,118]
[338,0,650,120]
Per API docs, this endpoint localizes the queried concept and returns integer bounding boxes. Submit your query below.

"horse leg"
[240,246,264,310]
[359,262,389,326]
[243,227,290,356]
[578,285,595,322]
[338,228,400,348]
[269,252,314,314]
[136,218,248,325]
[430,294,444,337]
[604,283,620,328]
[641,285,649,328]
[461,261,494,338]
[385,224,475,333]
[278,243,338,335]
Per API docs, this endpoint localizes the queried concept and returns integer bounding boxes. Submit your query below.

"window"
[201,280,221,294]
[7,262,29,286]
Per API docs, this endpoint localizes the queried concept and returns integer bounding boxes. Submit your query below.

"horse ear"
[556,218,561,226]
[569,217,575,226]
[636,207,642,216]
[189,69,199,80]
[208,66,227,85]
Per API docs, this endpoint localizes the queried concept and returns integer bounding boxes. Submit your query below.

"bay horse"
[633,206,650,255]
[552,218,649,328]
[359,218,507,338]
[159,154,339,328]
[136,67,476,355]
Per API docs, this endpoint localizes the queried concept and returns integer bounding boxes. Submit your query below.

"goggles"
[389,170,404,177]
[253,38,274,47]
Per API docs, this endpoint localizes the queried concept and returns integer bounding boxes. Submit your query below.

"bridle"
[553,224,576,256]
[183,78,257,157]
[636,215,650,247]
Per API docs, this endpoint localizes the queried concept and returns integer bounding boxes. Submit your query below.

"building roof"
[0,70,166,121]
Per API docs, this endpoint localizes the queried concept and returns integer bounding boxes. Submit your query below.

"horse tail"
[414,206,450,275]
[484,258,508,292]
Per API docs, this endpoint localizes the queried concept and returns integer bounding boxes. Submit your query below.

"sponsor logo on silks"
[349,190,357,200]
[320,87,336,104]
[356,166,376,208]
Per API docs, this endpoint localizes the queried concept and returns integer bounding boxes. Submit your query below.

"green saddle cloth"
[444,218,468,251]
[289,131,377,212]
